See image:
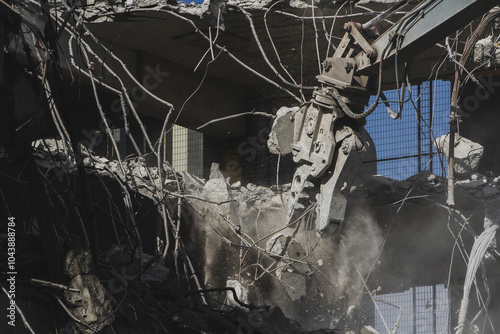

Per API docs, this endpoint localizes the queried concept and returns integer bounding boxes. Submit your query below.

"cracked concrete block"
[267,106,299,155]
[434,134,484,177]
[474,36,500,68]
[204,163,232,203]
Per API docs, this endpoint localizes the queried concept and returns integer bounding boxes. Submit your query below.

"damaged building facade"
[1,0,500,333]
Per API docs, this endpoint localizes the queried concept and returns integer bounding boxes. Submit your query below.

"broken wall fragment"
[434,133,484,177]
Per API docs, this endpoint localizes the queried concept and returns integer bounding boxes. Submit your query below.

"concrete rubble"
[4,136,500,332]
[351,169,500,207]
[434,133,484,177]
[63,241,114,334]
[183,162,383,330]
[474,35,500,68]
[80,0,409,26]
[80,0,283,23]
[267,106,300,155]
[183,159,500,331]
[4,140,317,334]
[2,0,499,332]
[32,139,179,200]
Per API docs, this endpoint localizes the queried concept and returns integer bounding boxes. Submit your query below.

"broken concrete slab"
[434,134,484,177]
[63,241,114,334]
[268,106,300,155]
[203,177,232,203]
[474,36,500,69]
[32,139,176,197]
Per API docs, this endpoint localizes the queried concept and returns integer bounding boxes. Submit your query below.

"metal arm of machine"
[320,0,499,88]
[280,0,498,234]
[356,0,499,75]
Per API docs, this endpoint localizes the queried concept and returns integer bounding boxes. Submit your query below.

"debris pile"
[1,141,325,334]
[3,135,500,332]
[33,138,179,200]
[183,163,384,331]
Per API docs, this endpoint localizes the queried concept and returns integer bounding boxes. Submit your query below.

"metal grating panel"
[374,284,450,334]
[171,125,204,176]
[364,80,451,180]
